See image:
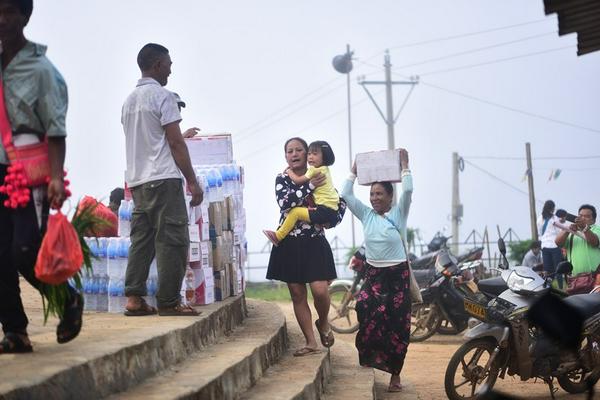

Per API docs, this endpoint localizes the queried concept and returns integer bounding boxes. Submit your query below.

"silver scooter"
[444,238,600,399]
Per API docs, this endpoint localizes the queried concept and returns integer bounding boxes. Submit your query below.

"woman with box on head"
[266,137,346,356]
[340,148,412,393]
[263,140,339,247]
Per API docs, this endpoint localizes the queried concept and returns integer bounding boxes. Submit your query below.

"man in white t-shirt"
[121,43,203,316]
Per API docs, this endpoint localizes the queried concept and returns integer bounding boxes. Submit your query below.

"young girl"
[263,140,339,246]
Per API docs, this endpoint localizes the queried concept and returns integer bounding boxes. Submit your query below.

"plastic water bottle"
[206,169,218,203]
[95,237,109,312]
[145,258,158,308]
[118,238,130,311]
[107,238,122,313]
[118,200,131,237]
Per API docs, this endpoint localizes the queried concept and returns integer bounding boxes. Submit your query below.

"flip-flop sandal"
[124,298,158,316]
[0,332,33,354]
[293,347,319,357]
[158,303,201,316]
[57,292,84,344]
[315,319,335,348]
[388,383,403,392]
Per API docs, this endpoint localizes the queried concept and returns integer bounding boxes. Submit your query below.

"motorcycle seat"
[477,276,508,297]
[563,294,600,319]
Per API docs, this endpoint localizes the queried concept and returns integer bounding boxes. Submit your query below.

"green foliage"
[508,239,533,264]
[245,282,312,302]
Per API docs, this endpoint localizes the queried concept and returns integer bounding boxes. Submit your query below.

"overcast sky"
[26,1,600,259]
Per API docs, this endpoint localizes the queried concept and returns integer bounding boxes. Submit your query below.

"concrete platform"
[0,294,246,400]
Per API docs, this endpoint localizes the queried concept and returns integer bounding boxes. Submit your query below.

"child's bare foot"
[262,230,280,247]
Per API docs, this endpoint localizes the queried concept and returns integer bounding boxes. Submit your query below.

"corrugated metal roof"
[544,0,600,56]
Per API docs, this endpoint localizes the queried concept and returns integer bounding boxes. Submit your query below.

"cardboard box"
[188,242,200,262]
[212,236,225,271]
[199,241,212,269]
[208,202,224,238]
[185,133,233,165]
[356,149,403,185]
[195,282,215,305]
[188,224,200,243]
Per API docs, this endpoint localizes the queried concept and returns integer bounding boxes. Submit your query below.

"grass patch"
[245,281,313,302]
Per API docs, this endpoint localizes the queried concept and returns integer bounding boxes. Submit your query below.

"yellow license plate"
[464,299,486,320]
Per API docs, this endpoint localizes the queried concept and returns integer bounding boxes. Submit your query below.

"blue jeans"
[542,247,564,286]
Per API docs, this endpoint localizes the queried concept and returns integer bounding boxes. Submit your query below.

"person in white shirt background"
[537,200,566,286]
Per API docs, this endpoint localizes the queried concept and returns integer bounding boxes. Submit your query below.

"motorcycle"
[327,246,366,334]
[444,239,600,399]
[410,245,506,342]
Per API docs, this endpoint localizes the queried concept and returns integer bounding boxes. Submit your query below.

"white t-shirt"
[537,215,561,249]
[122,78,182,188]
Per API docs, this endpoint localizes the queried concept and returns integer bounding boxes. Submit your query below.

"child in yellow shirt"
[263,141,339,246]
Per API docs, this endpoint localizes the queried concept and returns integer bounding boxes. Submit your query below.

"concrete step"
[322,339,375,400]
[0,295,246,400]
[107,300,287,400]
[238,318,331,400]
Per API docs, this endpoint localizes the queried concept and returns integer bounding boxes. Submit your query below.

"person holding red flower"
[0,0,79,354]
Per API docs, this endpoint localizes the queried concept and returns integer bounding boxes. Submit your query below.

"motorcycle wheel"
[557,369,599,394]
[437,319,459,335]
[444,338,500,400]
[328,285,359,334]
[410,303,442,342]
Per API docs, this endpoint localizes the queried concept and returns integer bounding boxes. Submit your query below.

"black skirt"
[266,235,337,283]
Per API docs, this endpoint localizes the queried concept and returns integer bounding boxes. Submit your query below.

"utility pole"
[332,44,356,248]
[451,153,463,255]
[358,50,418,201]
[526,142,538,240]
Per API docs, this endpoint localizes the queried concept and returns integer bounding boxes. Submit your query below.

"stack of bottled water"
[107,237,130,313]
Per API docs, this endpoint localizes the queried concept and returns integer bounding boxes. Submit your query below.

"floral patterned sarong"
[355,263,411,374]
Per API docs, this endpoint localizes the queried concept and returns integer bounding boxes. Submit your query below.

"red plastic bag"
[78,195,117,237]
[35,211,84,285]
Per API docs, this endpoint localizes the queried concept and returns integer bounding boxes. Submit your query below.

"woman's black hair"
[308,140,335,166]
[372,181,394,196]
[555,209,567,218]
[284,137,308,153]
[541,200,555,219]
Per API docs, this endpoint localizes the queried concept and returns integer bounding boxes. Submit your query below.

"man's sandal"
[0,332,33,354]
[158,303,201,316]
[315,319,335,348]
[124,298,157,316]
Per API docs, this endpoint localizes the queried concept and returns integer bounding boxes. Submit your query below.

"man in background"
[522,241,543,271]
[121,43,202,316]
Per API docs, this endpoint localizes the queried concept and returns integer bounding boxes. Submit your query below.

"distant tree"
[508,239,533,264]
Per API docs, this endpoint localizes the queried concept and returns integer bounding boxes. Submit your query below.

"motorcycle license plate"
[464,299,486,320]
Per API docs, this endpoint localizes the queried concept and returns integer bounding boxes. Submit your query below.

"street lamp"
[332,44,356,248]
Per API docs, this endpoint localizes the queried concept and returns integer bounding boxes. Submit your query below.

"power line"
[385,18,551,52]
[234,80,347,144]
[420,46,572,76]
[392,32,557,71]
[234,76,341,136]
[403,75,600,135]
[463,159,531,197]
[237,90,380,161]
[464,155,600,160]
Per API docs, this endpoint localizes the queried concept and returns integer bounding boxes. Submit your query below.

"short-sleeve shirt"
[304,166,339,210]
[565,224,600,275]
[121,78,182,187]
[0,41,68,164]
[521,249,541,268]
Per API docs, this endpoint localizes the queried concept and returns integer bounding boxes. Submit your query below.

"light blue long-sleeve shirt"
[341,174,413,265]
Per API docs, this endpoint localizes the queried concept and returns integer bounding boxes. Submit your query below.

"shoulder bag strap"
[0,75,15,152]
[541,218,550,236]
